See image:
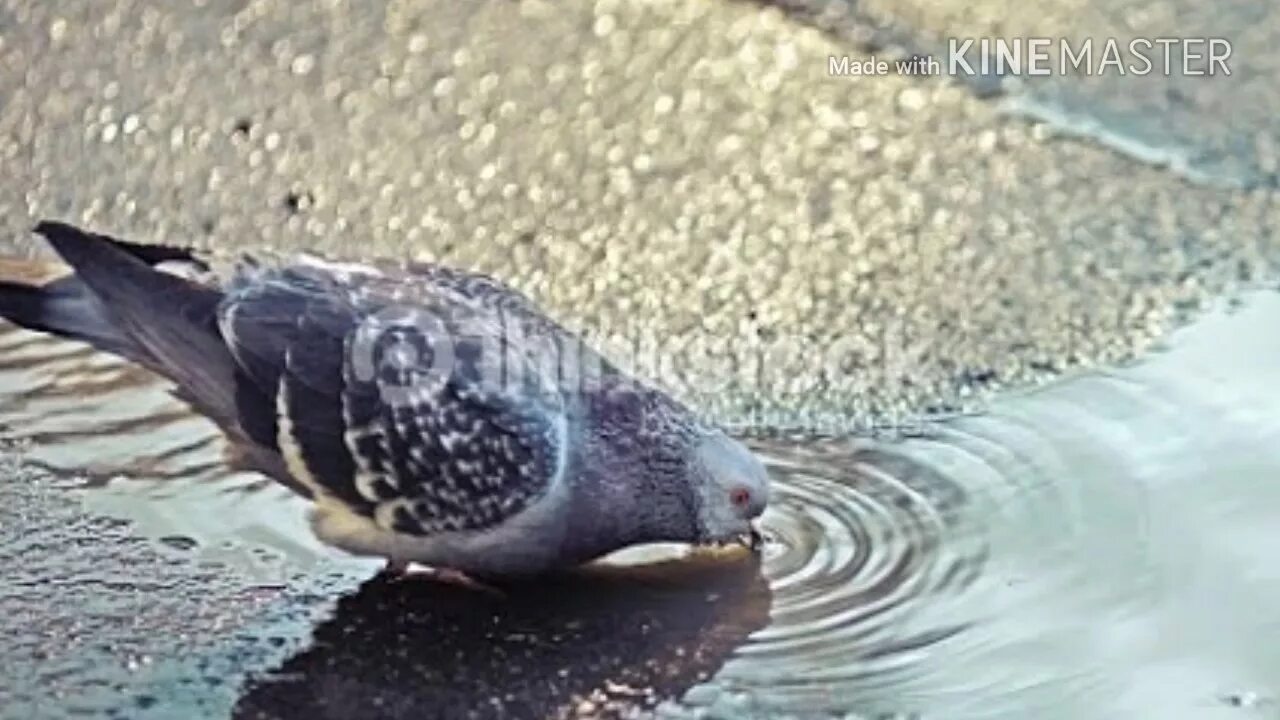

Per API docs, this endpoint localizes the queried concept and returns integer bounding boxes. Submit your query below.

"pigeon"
[0,221,770,580]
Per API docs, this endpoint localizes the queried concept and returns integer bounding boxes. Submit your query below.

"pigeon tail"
[3,221,239,427]
[0,273,142,359]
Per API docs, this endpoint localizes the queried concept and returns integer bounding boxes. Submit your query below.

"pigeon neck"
[559,387,703,562]
[563,462,647,558]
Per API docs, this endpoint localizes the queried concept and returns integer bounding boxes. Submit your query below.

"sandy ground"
[0,0,1277,718]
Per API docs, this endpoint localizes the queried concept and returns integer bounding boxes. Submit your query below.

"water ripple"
[677,295,1280,719]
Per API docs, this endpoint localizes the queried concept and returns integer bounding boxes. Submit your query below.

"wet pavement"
[236,557,771,720]
[2,0,1280,719]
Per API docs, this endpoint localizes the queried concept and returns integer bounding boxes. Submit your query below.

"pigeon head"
[687,431,770,545]
[568,380,771,558]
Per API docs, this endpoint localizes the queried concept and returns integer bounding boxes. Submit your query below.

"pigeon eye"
[729,486,752,508]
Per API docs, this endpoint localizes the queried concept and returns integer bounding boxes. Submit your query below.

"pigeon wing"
[218,263,567,536]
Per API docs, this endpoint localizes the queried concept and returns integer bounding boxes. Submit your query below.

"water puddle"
[1,293,1278,718]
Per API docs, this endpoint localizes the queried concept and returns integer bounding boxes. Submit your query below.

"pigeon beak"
[735,524,765,551]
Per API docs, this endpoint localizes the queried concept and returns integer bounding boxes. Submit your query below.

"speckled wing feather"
[401,261,564,332]
[218,261,567,536]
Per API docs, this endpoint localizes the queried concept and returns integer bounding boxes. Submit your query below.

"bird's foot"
[379,559,505,597]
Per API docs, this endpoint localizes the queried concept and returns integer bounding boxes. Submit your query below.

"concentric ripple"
[672,294,1280,720]
[746,441,983,687]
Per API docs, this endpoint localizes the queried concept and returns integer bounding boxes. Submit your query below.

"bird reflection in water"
[235,552,772,720]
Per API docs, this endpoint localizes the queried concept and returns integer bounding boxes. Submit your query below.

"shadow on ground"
[234,553,771,720]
